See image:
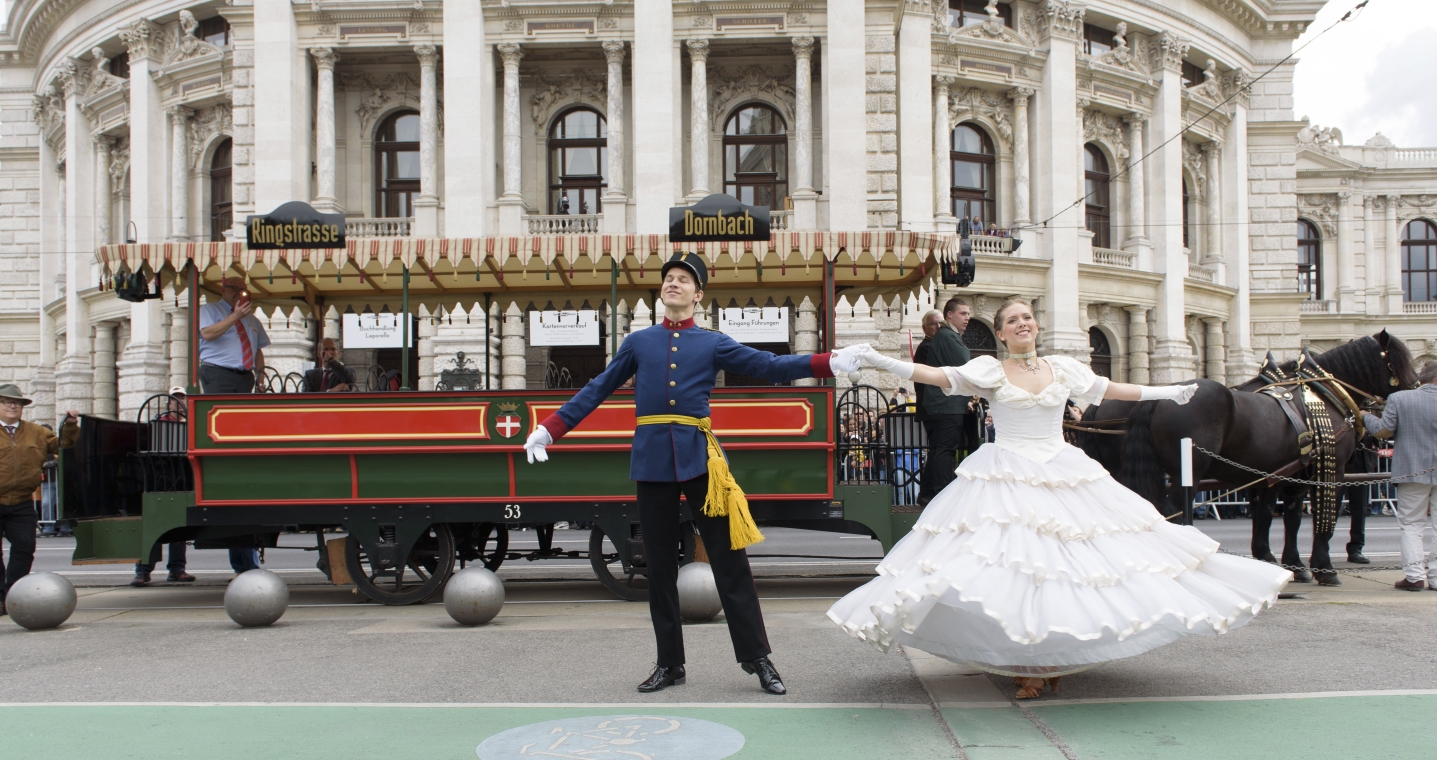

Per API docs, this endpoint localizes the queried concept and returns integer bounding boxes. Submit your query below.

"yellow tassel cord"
[634,414,765,550]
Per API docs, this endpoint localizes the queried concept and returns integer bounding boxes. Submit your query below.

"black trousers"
[637,476,770,668]
[199,364,255,393]
[1,501,38,600]
[919,414,965,502]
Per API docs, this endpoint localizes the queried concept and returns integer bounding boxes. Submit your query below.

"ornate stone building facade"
[1,0,1433,425]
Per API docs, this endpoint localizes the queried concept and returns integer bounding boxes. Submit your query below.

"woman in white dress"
[829,299,1292,699]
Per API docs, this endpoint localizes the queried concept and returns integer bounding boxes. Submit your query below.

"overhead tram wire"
[1019,0,1372,235]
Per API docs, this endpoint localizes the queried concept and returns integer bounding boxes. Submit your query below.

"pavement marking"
[477,714,745,760]
[1027,687,1437,707]
[0,701,932,709]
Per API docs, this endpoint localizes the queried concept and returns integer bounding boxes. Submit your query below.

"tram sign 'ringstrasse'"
[246,201,346,249]
[669,193,771,242]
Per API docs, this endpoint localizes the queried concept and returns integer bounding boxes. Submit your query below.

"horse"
[1077,330,1417,585]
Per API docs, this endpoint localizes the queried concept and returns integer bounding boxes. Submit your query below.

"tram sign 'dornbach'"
[669,193,771,242]
[246,201,346,249]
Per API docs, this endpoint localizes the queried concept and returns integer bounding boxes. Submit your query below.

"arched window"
[374,110,420,218]
[1402,219,1437,302]
[1297,219,1322,298]
[962,320,998,359]
[548,108,607,215]
[723,104,788,208]
[1182,177,1192,249]
[1088,327,1112,379]
[209,138,232,242]
[1084,144,1111,248]
[951,123,996,227]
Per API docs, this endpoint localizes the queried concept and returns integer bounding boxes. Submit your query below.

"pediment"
[1296,147,1360,171]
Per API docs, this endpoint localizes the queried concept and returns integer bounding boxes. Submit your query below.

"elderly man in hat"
[524,252,865,696]
[198,276,269,393]
[0,385,78,614]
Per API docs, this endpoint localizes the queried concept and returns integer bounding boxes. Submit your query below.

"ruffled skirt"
[827,442,1292,677]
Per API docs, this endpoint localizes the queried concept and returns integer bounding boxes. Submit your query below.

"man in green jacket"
[916,297,972,506]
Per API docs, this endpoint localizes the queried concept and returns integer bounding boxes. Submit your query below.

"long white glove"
[830,344,865,376]
[856,345,915,380]
[524,426,552,464]
[1138,383,1199,405]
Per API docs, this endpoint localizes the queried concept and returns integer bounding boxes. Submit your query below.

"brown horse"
[1078,331,1417,585]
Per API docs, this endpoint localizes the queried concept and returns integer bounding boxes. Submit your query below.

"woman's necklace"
[1009,350,1041,375]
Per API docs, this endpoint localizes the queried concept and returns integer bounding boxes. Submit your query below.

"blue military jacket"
[540,316,833,482]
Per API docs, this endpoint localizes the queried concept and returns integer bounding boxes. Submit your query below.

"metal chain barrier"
[1191,444,1437,488]
[1215,548,1418,576]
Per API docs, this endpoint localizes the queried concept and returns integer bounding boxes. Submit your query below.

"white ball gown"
[827,356,1292,677]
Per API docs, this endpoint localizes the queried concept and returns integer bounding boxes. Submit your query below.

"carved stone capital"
[1037,0,1085,42]
[119,19,164,61]
[1153,32,1190,73]
[497,43,523,68]
[414,44,438,68]
[57,58,89,100]
[791,35,815,60]
[1336,191,1351,201]
[1201,139,1221,156]
[934,75,955,90]
[166,104,194,121]
[93,133,115,153]
[1123,112,1146,127]
[310,47,339,71]
[1008,86,1033,106]
[686,38,710,63]
[602,40,626,63]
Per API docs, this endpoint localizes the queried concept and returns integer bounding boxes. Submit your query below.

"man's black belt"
[201,362,252,374]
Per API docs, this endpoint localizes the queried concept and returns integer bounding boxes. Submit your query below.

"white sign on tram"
[529,310,600,346]
[341,313,413,348]
[718,307,789,343]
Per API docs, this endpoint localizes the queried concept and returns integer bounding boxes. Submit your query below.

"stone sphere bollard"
[224,569,289,627]
[444,567,505,626]
[677,562,722,622]
[6,572,77,630]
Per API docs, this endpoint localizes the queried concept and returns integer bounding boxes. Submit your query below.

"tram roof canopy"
[96,231,957,312]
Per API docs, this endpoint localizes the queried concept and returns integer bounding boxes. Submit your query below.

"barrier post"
[1180,437,1194,525]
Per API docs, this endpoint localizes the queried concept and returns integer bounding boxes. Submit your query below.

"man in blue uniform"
[525,252,863,695]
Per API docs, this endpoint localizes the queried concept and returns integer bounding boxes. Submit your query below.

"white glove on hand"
[830,344,865,376]
[1138,383,1199,405]
[857,345,915,380]
[524,426,552,464]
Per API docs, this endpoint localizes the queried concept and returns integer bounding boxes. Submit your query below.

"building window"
[951,123,996,227]
[210,138,232,242]
[1089,327,1112,379]
[1084,144,1111,248]
[1402,219,1437,302]
[962,320,998,359]
[1083,24,1116,56]
[109,52,129,79]
[197,16,231,47]
[548,108,607,215]
[723,104,788,208]
[375,110,420,218]
[1182,177,1191,249]
[948,0,1012,28]
[1181,60,1206,88]
[1297,219,1322,298]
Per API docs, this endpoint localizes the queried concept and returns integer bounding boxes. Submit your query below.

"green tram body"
[66,387,914,603]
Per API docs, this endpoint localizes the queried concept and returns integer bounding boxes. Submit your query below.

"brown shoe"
[1395,578,1426,592]
[166,572,196,583]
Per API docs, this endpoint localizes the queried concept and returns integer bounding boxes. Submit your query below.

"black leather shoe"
[130,573,151,588]
[1347,553,1370,565]
[741,657,787,695]
[637,665,686,693]
[166,572,197,583]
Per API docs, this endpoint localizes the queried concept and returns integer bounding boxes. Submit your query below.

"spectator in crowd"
[131,387,196,586]
[0,385,78,615]
[841,406,884,480]
[890,386,913,412]
[1363,360,1437,591]
[916,298,972,506]
[987,223,1000,237]
[304,338,356,393]
[199,277,269,394]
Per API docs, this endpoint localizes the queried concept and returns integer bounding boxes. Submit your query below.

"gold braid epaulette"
[635,414,764,549]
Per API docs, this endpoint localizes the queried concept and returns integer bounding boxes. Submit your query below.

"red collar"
[662,316,696,330]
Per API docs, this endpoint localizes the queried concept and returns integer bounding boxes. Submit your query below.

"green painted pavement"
[0,705,957,760]
[943,707,1067,760]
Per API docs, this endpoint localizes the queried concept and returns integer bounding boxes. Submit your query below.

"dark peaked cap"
[661,251,709,290]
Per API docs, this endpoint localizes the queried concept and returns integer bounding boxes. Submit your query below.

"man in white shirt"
[198,277,270,393]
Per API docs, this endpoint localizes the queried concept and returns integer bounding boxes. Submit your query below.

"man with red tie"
[198,276,269,394]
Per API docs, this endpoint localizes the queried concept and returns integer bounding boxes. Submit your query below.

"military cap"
[661,251,708,290]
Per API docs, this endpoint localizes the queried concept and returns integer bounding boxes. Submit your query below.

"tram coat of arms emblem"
[495,403,522,439]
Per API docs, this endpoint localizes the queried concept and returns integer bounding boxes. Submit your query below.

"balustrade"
[1092,247,1136,269]
[346,218,412,237]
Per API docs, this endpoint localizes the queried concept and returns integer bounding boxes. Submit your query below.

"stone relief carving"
[188,104,233,170]
[1296,120,1343,155]
[58,57,88,98]
[411,22,430,34]
[1083,110,1129,162]
[119,19,166,61]
[693,13,714,28]
[598,17,618,29]
[1220,68,1250,107]
[530,69,606,127]
[1148,32,1189,73]
[1182,140,1206,199]
[86,47,128,97]
[1036,0,1084,41]
[504,19,522,32]
[949,87,1013,147]
[343,72,426,130]
[165,10,224,65]
[788,12,808,25]
[31,85,64,134]
[1298,194,1339,236]
[709,65,796,125]
[109,137,130,197]
[1397,195,1437,221]
[1092,22,1144,73]
[1364,132,1395,148]
[1185,59,1223,102]
[949,1,1032,46]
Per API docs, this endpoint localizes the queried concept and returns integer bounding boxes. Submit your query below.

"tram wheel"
[589,522,695,602]
[345,523,456,605]
[455,522,509,571]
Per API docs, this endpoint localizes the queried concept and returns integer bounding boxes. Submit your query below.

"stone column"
[1363,194,1378,312]
[501,302,527,389]
[443,0,489,237]
[686,39,710,200]
[417,304,436,391]
[310,47,340,213]
[168,105,192,241]
[93,323,118,419]
[414,44,440,236]
[497,44,525,234]
[933,77,954,229]
[1125,306,1150,385]
[1384,194,1402,314]
[58,59,95,415]
[94,135,114,246]
[602,40,627,233]
[254,0,311,213]
[1123,114,1148,255]
[1009,87,1032,229]
[1220,75,1255,380]
[168,305,189,389]
[1203,318,1225,382]
[1336,191,1355,312]
[121,19,167,242]
[793,296,819,387]
[1148,32,1194,382]
[825,0,866,229]
[633,0,676,232]
[792,36,818,228]
[1203,141,1222,278]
